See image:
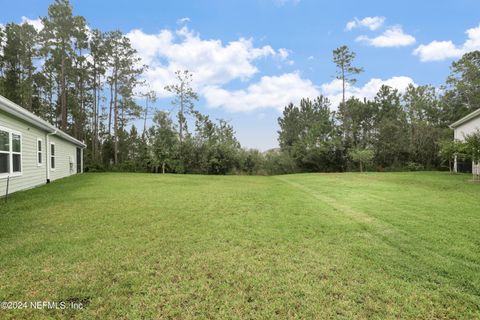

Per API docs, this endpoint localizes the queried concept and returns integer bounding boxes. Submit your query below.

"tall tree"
[150,111,178,173]
[141,90,157,139]
[0,22,38,109]
[88,29,108,161]
[372,85,408,168]
[41,0,88,130]
[105,31,144,164]
[164,70,199,144]
[332,45,363,108]
[71,17,89,139]
[403,84,446,168]
[337,97,376,150]
[0,25,5,76]
[447,51,480,117]
[278,97,343,172]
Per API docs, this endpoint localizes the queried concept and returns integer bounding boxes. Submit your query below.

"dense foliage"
[275,48,480,173]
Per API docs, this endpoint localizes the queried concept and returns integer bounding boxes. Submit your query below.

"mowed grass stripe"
[277,173,480,300]
[0,172,479,319]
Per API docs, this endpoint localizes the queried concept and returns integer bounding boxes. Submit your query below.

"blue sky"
[2,0,480,150]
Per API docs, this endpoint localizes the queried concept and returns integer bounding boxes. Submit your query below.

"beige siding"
[454,115,480,142]
[49,135,78,181]
[0,110,47,195]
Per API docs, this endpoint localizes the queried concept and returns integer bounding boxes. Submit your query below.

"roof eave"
[0,95,86,148]
[450,108,480,129]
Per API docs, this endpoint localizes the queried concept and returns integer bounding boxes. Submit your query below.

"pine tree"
[164,70,199,144]
[332,45,363,108]
[41,0,87,131]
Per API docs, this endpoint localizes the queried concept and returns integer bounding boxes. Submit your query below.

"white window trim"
[0,125,23,179]
[37,138,43,166]
[50,142,56,171]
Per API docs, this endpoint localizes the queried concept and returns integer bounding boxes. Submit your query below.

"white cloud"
[127,25,415,113]
[321,76,415,108]
[413,41,463,62]
[278,48,289,60]
[177,17,190,24]
[273,0,300,6]
[413,24,480,62]
[204,74,415,113]
[277,48,294,65]
[346,16,385,31]
[127,26,292,98]
[464,25,480,51]
[203,72,319,112]
[21,16,43,31]
[356,26,415,47]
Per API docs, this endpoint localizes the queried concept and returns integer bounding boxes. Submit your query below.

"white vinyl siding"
[0,103,84,196]
[0,110,46,195]
[49,135,77,181]
[454,115,480,142]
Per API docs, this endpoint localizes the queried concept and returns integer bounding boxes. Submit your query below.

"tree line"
[0,0,145,170]
[0,0,270,175]
[275,47,480,173]
[1,0,479,175]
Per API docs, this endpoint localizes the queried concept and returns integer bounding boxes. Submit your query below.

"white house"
[450,108,480,173]
[0,95,86,197]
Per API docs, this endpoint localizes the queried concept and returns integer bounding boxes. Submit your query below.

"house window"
[12,133,21,172]
[37,139,43,165]
[0,130,9,174]
[0,127,22,177]
[50,143,55,170]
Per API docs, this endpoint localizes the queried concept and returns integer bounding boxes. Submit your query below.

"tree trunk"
[143,97,148,140]
[60,49,67,131]
[27,50,33,111]
[108,82,113,136]
[162,162,165,174]
[79,54,85,141]
[341,63,345,108]
[179,82,184,143]
[72,58,79,139]
[113,65,119,165]
[360,161,363,173]
[91,66,97,161]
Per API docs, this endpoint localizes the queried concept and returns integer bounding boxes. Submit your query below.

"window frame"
[0,126,23,179]
[50,142,56,171]
[37,138,43,166]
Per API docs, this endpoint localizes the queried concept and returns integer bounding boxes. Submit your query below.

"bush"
[406,162,424,171]
[263,150,298,175]
[84,160,106,173]
[237,149,265,175]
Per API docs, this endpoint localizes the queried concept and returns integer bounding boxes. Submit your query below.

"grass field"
[0,172,479,319]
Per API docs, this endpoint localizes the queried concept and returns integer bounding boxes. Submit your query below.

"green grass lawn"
[1,172,479,319]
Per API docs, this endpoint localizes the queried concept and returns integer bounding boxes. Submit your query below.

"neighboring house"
[450,108,480,173]
[0,95,86,196]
